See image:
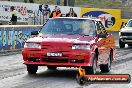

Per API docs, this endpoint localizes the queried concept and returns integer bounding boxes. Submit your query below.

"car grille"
[27,58,40,62]
[42,58,84,63]
[43,58,68,63]
[121,32,132,36]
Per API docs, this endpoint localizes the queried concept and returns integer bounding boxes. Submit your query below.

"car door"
[95,21,110,65]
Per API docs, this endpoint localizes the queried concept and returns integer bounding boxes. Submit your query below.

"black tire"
[100,51,112,73]
[128,44,132,47]
[119,39,125,48]
[76,76,87,85]
[84,54,97,75]
[27,65,38,74]
[47,66,57,70]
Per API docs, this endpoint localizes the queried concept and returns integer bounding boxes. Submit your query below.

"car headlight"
[72,45,90,50]
[24,43,41,49]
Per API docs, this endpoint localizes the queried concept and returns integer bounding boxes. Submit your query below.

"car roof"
[49,17,102,22]
[49,17,94,20]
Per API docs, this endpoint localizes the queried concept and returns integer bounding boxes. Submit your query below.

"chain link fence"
[32,0,132,19]
[2,0,132,19]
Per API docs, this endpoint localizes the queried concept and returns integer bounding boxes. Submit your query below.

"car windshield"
[126,20,132,27]
[40,18,97,36]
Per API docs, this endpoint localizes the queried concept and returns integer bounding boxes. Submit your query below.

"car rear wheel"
[119,39,125,48]
[100,51,112,73]
[128,44,132,47]
[84,54,97,75]
[27,65,38,74]
[47,66,57,70]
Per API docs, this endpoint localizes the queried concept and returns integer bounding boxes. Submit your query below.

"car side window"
[126,20,132,27]
[96,21,104,30]
[96,21,107,34]
[89,20,97,36]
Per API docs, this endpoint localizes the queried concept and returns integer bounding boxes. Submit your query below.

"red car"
[22,17,116,74]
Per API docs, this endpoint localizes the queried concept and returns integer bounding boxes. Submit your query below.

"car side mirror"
[31,31,39,35]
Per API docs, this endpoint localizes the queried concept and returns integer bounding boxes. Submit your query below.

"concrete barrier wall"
[0,25,42,52]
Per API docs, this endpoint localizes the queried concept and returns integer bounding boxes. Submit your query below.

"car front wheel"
[27,65,38,74]
[84,54,97,75]
[128,44,132,47]
[100,51,112,73]
[119,39,125,48]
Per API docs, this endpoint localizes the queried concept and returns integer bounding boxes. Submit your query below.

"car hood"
[27,34,96,44]
[121,27,132,32]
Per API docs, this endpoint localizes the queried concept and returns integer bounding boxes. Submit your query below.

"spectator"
[66,8,77,17]
[53,5,58,11]
[38,4,51,23]
[49,6,62,18]
[10,6,17,25]
[43,4,51,22]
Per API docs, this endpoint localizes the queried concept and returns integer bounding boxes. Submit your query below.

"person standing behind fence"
[66,8,77,17]
[10,6,17,25]
[49,6,62,18]
[38,4,51,24]
[42,4,51,23]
